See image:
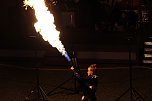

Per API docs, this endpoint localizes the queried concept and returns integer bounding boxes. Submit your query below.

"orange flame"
[23,0,71,61]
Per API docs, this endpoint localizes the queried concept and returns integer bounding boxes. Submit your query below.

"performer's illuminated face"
[87,67,94,76]
[87,64,97,76]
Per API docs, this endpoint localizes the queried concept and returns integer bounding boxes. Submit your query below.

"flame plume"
[23,0,71,61]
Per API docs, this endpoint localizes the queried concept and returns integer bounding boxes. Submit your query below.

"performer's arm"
[70,66,81,78]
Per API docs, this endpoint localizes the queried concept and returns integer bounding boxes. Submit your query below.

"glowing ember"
[23,0,71,61]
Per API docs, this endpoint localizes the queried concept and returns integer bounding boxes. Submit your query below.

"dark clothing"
[73,70,98,101]
[81,75,98,101]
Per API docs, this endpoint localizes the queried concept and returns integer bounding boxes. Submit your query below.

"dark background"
[0,0,152,101]
[1,0,151,65]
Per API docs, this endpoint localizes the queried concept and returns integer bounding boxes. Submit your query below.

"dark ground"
[0,63,152,101]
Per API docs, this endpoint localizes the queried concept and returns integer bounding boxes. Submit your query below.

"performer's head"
[87,64,97,76]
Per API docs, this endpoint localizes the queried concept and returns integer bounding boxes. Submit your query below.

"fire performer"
[70,64,98,101]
